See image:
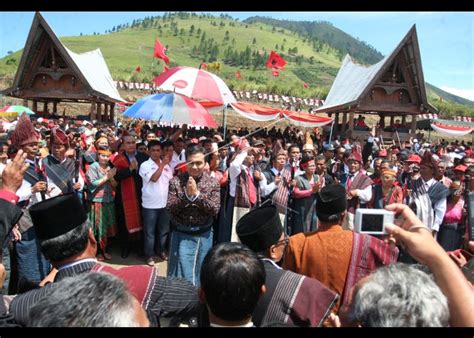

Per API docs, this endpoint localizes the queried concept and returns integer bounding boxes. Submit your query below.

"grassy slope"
[0,14,472,115]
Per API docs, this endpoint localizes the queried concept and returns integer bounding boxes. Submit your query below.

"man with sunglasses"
[236,204,338,327]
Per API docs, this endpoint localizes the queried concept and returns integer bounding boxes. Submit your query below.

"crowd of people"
[0,112,472,327]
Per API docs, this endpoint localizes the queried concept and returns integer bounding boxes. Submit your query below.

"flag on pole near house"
[266,51,287,69]
[272,69,280,77]
[235,70,242,80]
[154,38,170,64]
[303,82,309,88]
[135,66,141,72]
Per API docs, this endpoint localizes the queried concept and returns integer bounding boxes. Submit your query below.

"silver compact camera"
[354,208,394,235]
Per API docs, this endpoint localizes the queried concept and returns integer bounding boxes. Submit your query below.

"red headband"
[300,160,315,170]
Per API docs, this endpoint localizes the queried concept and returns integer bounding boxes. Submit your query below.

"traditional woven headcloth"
[29,193,87,240]
[94,136,108,147]
[347,145,363,163]
[236,204,283,252]
[421,150,438,169]
[51,127,70,147]
[97,149,111,156]
[381,168,397,178]
[11,112,40,147]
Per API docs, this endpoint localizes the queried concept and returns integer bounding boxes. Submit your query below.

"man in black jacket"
[9,193,200,327]
[236,204,338,327]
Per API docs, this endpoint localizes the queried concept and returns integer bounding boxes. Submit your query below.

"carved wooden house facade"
[1,12,124,122]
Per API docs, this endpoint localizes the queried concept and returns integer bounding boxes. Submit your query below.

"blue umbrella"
[123,92,217,127]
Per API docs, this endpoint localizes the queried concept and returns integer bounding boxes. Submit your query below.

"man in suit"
[112,132,149,258]
[9,193,200,327]
[236,204,338,327]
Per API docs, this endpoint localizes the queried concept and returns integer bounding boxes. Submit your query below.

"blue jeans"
[142,207,170,258]
[167,227,213,287]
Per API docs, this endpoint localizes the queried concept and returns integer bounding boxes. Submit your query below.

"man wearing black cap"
[283,185,398,313]
[9,193,200,327]
[236,205,338,327]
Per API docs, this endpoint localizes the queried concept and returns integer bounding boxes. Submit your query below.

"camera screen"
[361,214,384,232]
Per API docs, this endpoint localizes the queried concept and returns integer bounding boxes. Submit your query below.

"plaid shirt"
[167,171,220,227]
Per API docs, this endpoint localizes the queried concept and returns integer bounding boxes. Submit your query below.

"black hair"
[147,140,161,150]
[200,242,265,322]
[185,144,205,160]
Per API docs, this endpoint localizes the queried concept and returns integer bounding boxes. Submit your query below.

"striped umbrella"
[0,105,35,117]
[123,92,217,128]
[152,66,236,107]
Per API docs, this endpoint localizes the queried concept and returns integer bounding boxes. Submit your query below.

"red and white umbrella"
[152,66,236,107]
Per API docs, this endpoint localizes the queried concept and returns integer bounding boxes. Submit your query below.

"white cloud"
[440,86,474,102]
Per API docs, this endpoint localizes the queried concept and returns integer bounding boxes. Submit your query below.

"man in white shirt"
[339,150,373,230]
[139,140,173,266]
[169,138,186,172]
[418,151,449,235]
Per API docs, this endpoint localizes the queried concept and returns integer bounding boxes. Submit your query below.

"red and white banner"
[230,101,333,127]
[431,122,473,137]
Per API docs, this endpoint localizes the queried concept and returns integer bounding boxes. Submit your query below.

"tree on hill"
[189,25,195,36]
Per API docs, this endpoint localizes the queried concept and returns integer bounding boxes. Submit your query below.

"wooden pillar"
[335,113,340,132]
[32,100,38,113]
[390,115,395,127]
[97,103,102,122]
[44,102,49,116]
[379,114,385,129]
[348,111,355,133]
[90,102,96,121]
[411,114,417,134]
[341,112,348,133]
[53,102,58,114]
[401,115,406,126]
[110,103,115,123]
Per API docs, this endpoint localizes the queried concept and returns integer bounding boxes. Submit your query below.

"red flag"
[135,66,141,72]
[266,51,286,70]
[199,62,207,70]
[303,82,309,88]
[272,69,280,77]
[154,38,170,64]
[235,70,241,80]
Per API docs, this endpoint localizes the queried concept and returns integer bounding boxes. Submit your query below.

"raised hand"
[2,149,29,193]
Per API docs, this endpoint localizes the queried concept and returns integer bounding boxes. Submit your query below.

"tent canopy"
[230,101,333,127]
[417,118,474,137]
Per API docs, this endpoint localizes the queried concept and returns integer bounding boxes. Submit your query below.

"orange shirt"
[283,224,353,312]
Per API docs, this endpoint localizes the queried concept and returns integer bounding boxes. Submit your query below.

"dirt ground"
[99,239,167,276]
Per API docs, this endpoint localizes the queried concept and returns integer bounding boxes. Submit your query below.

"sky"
[0,11,473,101]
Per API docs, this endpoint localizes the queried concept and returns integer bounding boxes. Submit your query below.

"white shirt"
[424,178,447,232]
[139,158,173,209]
[170,149,185,171]
[229,151,248,197]
[259,167,281,197]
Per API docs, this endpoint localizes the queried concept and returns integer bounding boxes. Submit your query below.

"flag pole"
[328,119,335,144]
[223,104,228,140]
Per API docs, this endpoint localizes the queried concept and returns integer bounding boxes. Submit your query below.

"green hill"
[0,12,472,117]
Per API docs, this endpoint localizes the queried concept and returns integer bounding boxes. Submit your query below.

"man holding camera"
[283,184,398,313]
